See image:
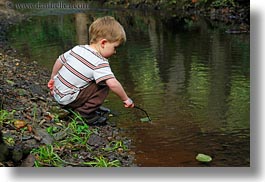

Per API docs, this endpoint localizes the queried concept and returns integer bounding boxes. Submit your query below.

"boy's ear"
[100,39,108,48]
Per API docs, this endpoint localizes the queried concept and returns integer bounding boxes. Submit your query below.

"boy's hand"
[47,79,54,96]
[123,98,134,108]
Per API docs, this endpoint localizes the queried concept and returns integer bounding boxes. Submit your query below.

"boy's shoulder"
[71,45,109,65]
[71,45,88,52]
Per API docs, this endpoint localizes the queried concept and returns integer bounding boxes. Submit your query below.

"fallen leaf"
[14,120,27,129]
[55,122,64,126]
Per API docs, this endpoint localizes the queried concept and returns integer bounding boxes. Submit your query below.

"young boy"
[47,16,134,125]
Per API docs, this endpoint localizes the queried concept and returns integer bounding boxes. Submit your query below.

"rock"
[20,154,35,167]
[87,134,108,147]
[33,127,54,145]
[12,148,23,163]
[0,143,9,162]
[0,130,10,162]
[28,83,46,96]
[53,128,70,141]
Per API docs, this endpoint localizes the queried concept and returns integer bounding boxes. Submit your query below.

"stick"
[134,106,151,121]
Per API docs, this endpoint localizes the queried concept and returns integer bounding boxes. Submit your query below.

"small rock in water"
[196,153,212,163]
[140,117,151,122]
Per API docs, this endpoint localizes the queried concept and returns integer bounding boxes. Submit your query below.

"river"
[7,3,250,167]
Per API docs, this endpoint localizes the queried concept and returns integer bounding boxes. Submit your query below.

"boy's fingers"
[123,98,134,108]
[47,79,55,90]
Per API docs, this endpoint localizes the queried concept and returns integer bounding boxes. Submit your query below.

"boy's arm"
[50,58,63,79]
[105,78,134,108]
[48,58,63,93]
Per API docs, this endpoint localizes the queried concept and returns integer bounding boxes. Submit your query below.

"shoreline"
[102,0,250,28]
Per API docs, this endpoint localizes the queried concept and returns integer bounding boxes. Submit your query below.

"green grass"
[28,110,122,167]
[0,109,16,125]
[46,125,59,135]
[83,156,121,167]
[3,136,15,146]
[1,102,125,167]
[31,144,65,167]
[104,140,128,152]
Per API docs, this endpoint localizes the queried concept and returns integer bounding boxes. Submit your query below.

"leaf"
[14,120,27,129]
[196,153,212,163]
[140,117,150,122]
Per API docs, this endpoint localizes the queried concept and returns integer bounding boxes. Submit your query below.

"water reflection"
[8,9,250,167]
[106,12,250,166]
[74,13,89,45]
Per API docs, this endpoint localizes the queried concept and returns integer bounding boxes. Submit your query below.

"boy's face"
[100,40,120,58]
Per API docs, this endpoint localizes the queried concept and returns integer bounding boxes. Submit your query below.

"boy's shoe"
[86,106,111,126]
[97,106,111,116]
[85,112,107,126]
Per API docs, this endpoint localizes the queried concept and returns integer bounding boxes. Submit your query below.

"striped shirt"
[53,45,115,105]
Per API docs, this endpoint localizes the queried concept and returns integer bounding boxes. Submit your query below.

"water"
[7,6,250,167]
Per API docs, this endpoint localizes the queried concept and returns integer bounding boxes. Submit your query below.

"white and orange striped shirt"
[53,45,115,105]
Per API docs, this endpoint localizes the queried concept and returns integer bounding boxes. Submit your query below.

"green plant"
[67,121,89,144]
[68,133,90,145]
[3,136,15,146]
[31,144,65,167]
[68,120,90,135]
[46,125,59,135]
[211,0,236,7]
[67,111,91,134]
[52,113,61,123]
[169,0,177,5]
[64,112,96,146]
[83,156,121,167]
[20,126,28,133]
[69,110,86,123]
[104,140,128,152]
[0,109,16,125]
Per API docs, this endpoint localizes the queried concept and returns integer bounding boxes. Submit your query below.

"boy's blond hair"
[89,16,126,44]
